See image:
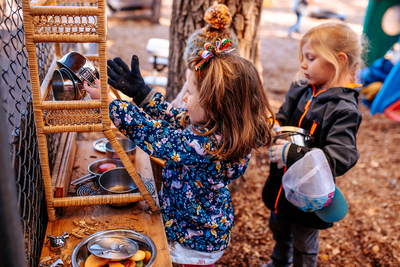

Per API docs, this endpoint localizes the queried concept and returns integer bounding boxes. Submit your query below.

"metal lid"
[87,236,139,260]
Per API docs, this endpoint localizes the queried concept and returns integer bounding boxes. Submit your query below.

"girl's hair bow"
[195,37,234,74]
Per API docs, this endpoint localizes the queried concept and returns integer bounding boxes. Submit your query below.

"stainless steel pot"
[71,229,157,267]
[275,126,314,148]
[51,69,77,101]
[71,159,124,186]
[57,51,99,87]
[98,167,140,207]
[105,138,137,162]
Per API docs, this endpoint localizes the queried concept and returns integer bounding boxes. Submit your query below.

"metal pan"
[71,159,124,186]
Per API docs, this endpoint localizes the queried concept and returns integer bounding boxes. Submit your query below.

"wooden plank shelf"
[40,138,172,266]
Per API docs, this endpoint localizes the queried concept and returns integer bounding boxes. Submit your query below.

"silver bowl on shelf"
[98,167,141,207]
[71,229,157,267]
[52,68,85,101]
[105,138,137,162]
[57,51,99,87]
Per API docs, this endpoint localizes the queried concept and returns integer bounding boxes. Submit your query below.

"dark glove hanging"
[107,55,152,105]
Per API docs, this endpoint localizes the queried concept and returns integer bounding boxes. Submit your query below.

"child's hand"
[107,55,152,105]
[269,139,291,169]
[83,79,101,100]
[83,79,116,104]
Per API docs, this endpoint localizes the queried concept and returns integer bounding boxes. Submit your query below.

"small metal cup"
[105,138,137,162]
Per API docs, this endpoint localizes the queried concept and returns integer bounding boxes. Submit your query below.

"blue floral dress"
[109,92,250,252]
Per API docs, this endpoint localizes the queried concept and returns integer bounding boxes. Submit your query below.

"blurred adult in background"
[288,0,311,37]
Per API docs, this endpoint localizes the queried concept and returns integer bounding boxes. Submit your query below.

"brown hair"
[186,52,275,163]
[295,21,364,85]
[183,3,239,64]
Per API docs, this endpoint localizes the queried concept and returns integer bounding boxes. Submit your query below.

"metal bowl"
[105,138,137,162]
[57,51,99,86]
[275,126,314,148]
[71,229,157,267]
[98,167,140,207]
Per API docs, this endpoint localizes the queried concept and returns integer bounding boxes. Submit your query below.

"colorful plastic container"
[363,0,400,66]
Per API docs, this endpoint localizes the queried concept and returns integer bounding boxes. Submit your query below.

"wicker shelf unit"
[22,0,159,221]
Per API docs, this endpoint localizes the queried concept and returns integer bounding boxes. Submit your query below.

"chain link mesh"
[0,0,66,265]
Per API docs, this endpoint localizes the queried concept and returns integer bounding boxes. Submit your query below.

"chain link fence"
[0,0,68,265]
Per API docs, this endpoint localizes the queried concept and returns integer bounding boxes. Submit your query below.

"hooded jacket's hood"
[314,86,361,107]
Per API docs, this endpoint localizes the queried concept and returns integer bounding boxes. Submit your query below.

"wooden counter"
[40,138,172,267]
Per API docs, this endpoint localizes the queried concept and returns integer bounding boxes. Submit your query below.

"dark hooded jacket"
[262,83,363,229]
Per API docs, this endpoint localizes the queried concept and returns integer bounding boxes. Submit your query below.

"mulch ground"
[106,1,400,266]
[220,105,400,267]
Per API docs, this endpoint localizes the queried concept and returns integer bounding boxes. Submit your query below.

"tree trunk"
[166,0,264,101]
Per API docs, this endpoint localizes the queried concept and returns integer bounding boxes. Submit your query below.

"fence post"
[0,106,27,266]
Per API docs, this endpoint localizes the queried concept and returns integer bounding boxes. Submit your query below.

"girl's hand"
[83,79,116,104]
[269,139,291,169]
[83,79,101,99]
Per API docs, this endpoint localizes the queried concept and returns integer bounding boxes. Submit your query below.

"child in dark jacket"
[261,22,364,267]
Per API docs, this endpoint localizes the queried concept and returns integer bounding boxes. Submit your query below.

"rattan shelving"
[22,0,159,221]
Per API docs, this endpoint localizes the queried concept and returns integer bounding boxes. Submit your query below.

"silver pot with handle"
[71,159,124,186]
[274,126,314,148]
[98,167,140,207]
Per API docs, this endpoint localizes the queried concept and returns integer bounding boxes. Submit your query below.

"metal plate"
[87,235,139,260]
[93,138,108,153]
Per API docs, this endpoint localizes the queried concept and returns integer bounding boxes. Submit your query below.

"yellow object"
[144,251,152,261]
[361,81,383,101]
[84,254,109,267]
[129,250,146,262]
[108,262,125,267]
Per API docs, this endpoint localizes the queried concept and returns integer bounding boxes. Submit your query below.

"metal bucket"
[105,138,137,162]
[275,126,314,148]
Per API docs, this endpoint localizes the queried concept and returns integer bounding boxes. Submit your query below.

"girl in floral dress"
[85,38,274,266]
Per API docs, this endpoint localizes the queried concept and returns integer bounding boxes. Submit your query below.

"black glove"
[107,55,152,105]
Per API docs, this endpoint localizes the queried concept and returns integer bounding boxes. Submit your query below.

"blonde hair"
[186,52,275,163]
[295,22,364,85]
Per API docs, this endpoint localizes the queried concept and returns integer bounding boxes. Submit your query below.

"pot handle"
[71,174,97,186]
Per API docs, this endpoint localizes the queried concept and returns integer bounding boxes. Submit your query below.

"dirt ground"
[105,0,400,266]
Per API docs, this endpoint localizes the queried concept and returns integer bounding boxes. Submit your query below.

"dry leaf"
[372,245,380,253]
[39,256,52,264]
[319,254,329,260]
[332,247,340,256]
